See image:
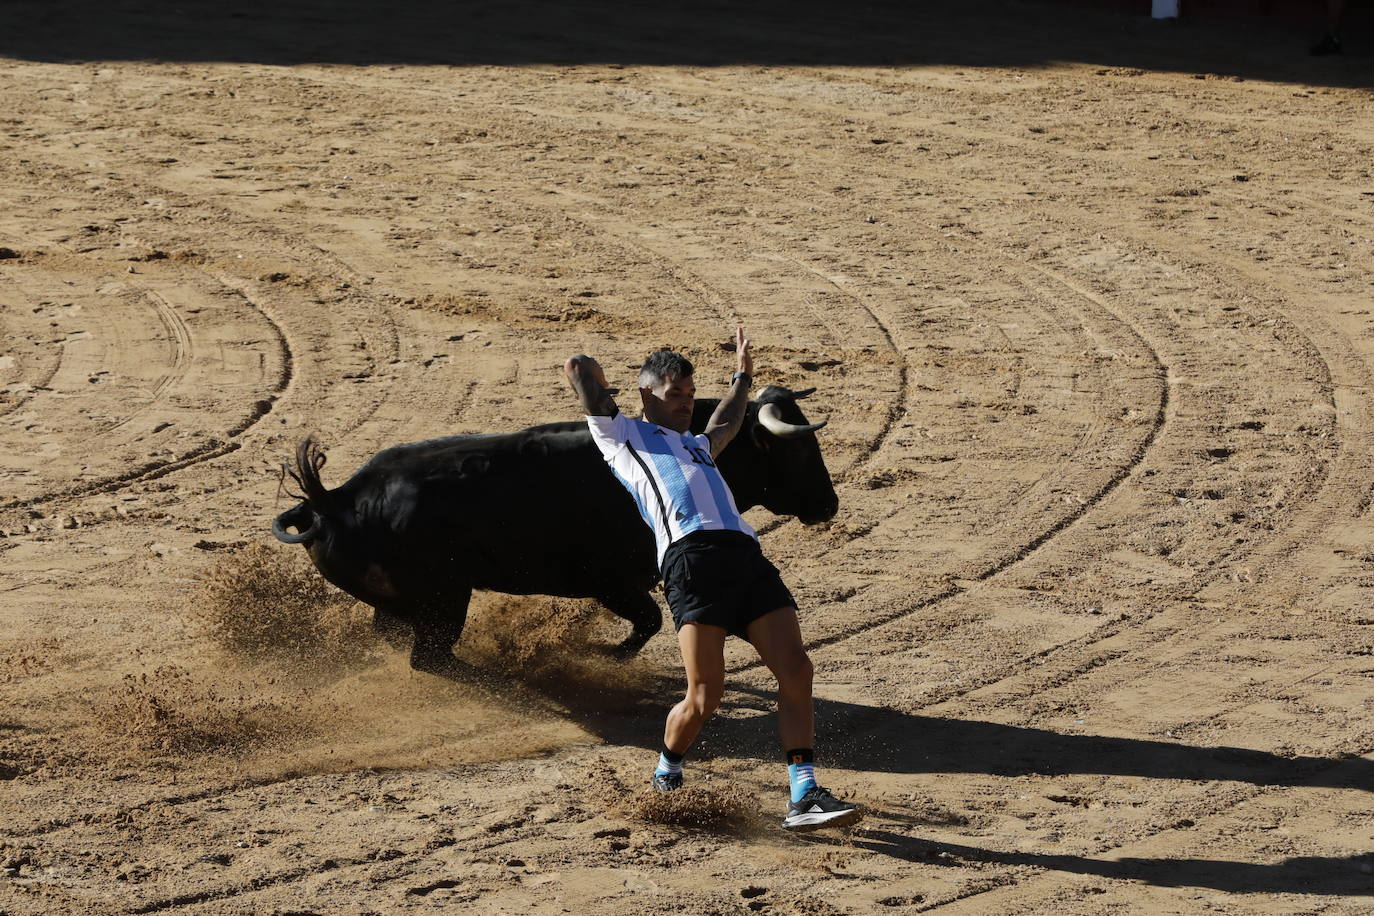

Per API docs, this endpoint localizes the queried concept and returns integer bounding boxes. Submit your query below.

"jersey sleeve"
[586,412,633,459]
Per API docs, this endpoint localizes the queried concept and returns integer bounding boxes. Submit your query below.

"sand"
[1,2,1372,913]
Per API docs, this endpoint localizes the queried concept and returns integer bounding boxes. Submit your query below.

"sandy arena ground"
[2,2,1373,913]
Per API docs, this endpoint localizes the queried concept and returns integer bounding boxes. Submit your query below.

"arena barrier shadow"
[2,0,1369,89]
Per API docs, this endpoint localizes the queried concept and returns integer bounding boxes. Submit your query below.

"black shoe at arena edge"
[781,786,863,832]
[651,772,683,792]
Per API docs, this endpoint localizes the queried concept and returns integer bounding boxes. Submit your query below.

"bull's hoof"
[408,654,515,701]
[610,637,647,661]
[409,650,470,680]
[372,612,411,651]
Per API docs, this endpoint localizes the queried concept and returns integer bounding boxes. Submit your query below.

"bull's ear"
[752,423,772,451]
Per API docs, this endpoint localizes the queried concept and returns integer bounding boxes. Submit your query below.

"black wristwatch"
[732,372,752,388]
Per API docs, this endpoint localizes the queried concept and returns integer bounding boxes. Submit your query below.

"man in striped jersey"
[564,329,861,832]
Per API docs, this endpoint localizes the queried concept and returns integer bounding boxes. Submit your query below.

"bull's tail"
[272,502,319,544]
[273,436,329,544]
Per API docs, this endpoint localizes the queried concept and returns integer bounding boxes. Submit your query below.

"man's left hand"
[735,327,753,378]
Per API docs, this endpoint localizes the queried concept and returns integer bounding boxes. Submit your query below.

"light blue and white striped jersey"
[586,412,756,568]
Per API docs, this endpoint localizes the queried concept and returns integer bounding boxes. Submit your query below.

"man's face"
[641,372,695,433]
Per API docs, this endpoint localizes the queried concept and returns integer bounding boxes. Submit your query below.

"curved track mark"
[782,255,910,466]
[101,286,192,433]
[0,274,293,512]
[198,267,296,406]
[730,255,1169,672]
[0,276,66,422]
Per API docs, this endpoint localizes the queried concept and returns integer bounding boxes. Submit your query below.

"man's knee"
[687,682,724,719]
[776,652,814,695]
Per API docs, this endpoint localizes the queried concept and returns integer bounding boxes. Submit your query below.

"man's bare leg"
[664,622,728,754]
[748,606,860,830]
[1312,0,1346,54]
[745,607,814,750]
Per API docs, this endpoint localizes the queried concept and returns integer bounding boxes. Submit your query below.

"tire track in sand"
[0,162,409,514]
[100,286,192,433]
[721,230,1168,672]
[447,92,1171,646]
[0,268,291,512]
[663,98,1350,728]
[396,96,1175,687]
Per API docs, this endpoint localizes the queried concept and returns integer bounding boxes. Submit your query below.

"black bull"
[271,386,838,674]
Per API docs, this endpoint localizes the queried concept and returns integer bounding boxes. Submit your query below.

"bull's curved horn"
[791,387,816,400]
[758,403,827,439]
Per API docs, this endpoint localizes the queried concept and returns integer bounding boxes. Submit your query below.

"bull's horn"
[792,387,816,400]
[759,403,827,438]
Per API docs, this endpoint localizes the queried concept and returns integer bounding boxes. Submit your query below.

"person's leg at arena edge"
[745,606,819,801]
[658,622,728,781]
[1312,0,1346,54]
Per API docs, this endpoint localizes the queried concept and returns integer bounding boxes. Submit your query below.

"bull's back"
[333,423,657,596]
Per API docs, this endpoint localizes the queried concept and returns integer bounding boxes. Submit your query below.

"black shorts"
[660,530,796,639]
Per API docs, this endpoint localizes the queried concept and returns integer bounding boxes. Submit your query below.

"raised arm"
[704,327,753,457]
[564,354,620,417]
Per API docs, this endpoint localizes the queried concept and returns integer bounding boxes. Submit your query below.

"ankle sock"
[655,746,685,777]
[786,748,817,802]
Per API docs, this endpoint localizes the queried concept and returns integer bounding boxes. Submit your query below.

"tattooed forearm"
[705,376,750,456]
[564,355,620,417]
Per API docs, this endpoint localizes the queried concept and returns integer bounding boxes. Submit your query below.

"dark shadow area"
[807,829,1374,896]
[1,0,1369,88]
[536,683,1374,893]
[411,660,1372,895]
[785,692,1370,790]
[563,685,1372,792]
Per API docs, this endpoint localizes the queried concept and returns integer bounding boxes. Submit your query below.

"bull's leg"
[371,607,412,651]
[596,589,662,659]
[409,588,471,676]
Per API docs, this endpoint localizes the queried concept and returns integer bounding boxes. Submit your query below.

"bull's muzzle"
[798,494,840,525]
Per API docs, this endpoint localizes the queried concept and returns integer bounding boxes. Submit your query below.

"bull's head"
[741,386,839,524]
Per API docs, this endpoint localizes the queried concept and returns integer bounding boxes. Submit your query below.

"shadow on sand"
[806,828,1374,897]
[525,677,1372,896]
[573,684,1373,793]
[2,0,1369,88]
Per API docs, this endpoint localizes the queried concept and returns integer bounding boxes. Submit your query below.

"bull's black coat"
[274,387,837,673]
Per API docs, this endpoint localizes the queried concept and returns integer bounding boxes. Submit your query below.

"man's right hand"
[564,354,611,389]
[565,354,619,416]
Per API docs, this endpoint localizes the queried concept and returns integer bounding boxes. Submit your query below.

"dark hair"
[639,350,694,387]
